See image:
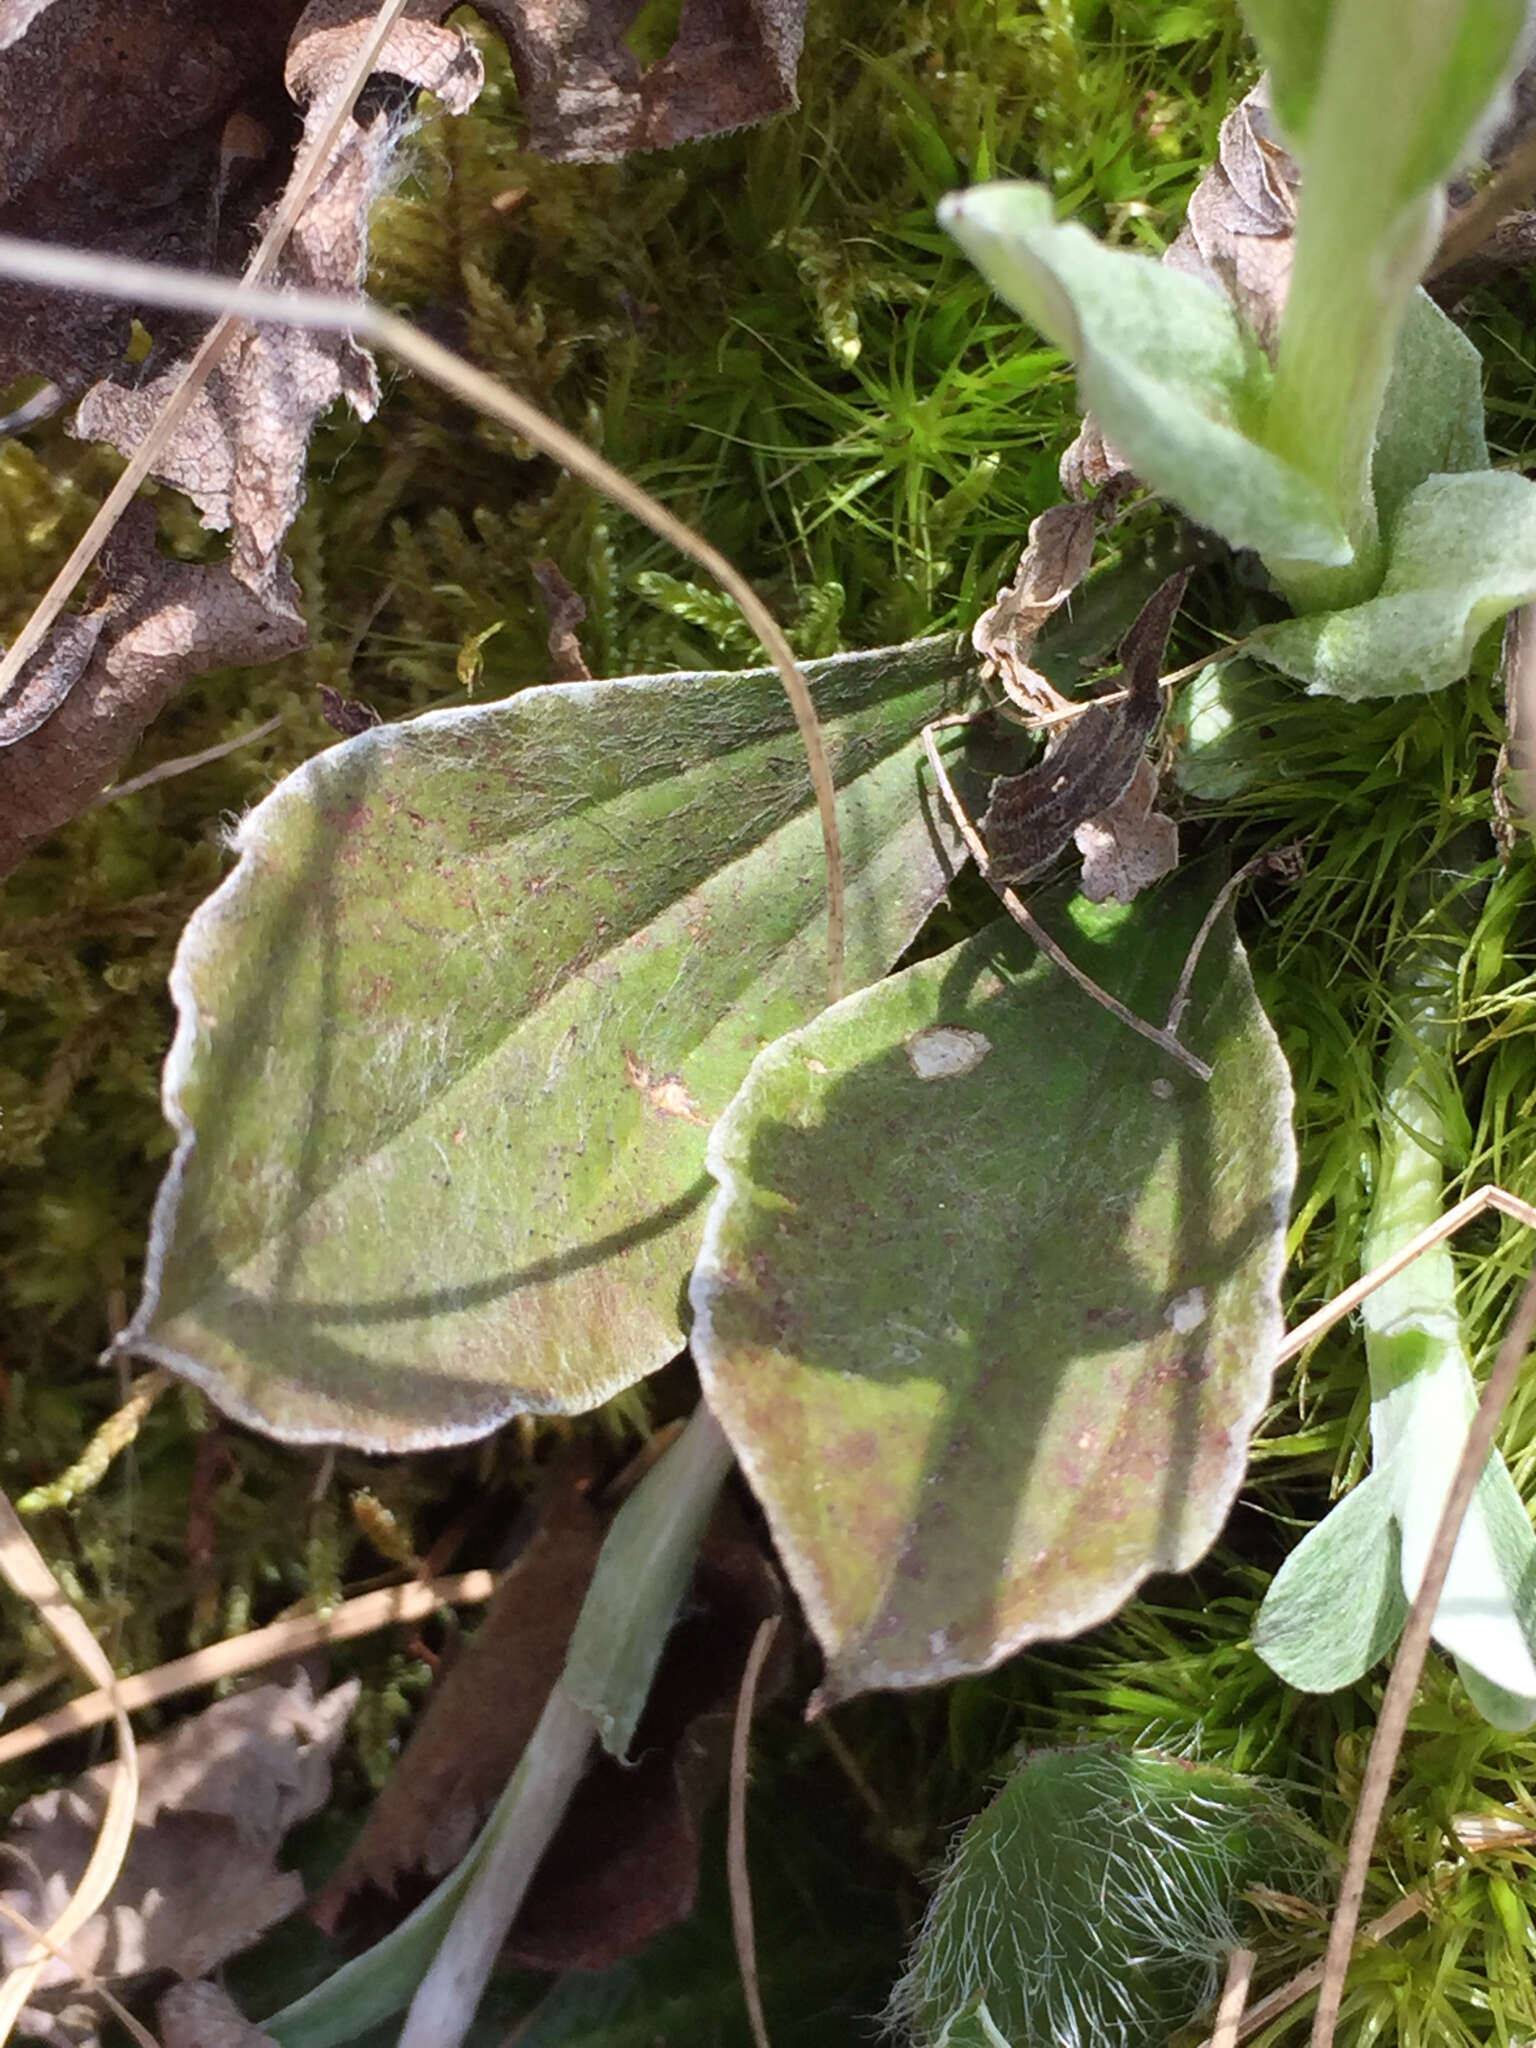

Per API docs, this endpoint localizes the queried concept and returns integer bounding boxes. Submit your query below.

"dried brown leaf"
[0,1670,356,2033]
[0,505,307,877]
[503,1529,787,1972]
[531,556,592,682]
[981,571,1187,887]
[478,0,807,163]
[971,502,1095,715]
[316,1479,787,1977]
[1061,85,1297,498]
[317,682,383,734]
[312,1452,607,1924]
[71,3,485,605]
[0,2,300,389]
[1073,755,1180,904]
[0,2,483,867]
[1164,85,1296,356]
[159,1980,280,2048]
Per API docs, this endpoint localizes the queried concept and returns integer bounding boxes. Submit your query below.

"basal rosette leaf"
[122,641,976,1450]
[938,182,1351,571]
[1253,470,1536,698]
[690,874,1295,1706]
[1370,289,1488,535]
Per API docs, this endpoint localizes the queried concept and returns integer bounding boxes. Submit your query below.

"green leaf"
[1170,660,1290,802]
[690,874,1295,1705]
[1252,470,1536,698]
[1370,290,1489,536]
[1244,0,1525,188]
[1252,1473,1409,1693]
[1258,907,1536,1725]
[938,182,1351,570]
[122,640,976,1449]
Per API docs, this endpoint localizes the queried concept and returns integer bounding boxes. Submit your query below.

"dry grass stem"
[0,0,412,705]
[0,1492,138,2039]
[1190,1894,1428,2048]
[1209,1946,1256,2048]
[0,1568,495,1767]
[729,1617,780,2048]
[89,713,284,808]
[1309,1257,1536,2048]
[1277,1184,1536,1365]
[0,1900,160,2048]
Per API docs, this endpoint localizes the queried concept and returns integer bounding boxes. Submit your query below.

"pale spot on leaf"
[906,1026,992,1080]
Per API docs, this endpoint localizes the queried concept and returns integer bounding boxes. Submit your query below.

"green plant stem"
[396,1685,595,2048]
[1263,0,1451,611]
[263,1405,737,2048]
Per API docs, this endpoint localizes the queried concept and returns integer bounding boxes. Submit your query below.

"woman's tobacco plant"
[940,0,1536,1717]
[9,1,1536,2043]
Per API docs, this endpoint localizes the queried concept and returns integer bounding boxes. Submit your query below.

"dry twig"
[729,1617,780,2048]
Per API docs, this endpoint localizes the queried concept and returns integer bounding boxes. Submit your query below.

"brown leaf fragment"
[1495,600,1536,856]
[0,505,307,879]
[972,503,1095,715]
[312,1450,607,1926]
[981,570,1188,887]
[1431,208,1536,303]
[503,1526,788,1971]
[1062,84,1297,497]
[1164,84,1297,356]
[318,682,383,734]
[1073,755,1179,904]
[317,1477,788,1977]
[159,1981,281,2048]
[0,1670,356,2031]
[0,2,302,389]
[70,3,485,607]
[1059,413,1133,503]
[476,0,807,162]
[0,608,108,748]
[531,556,593,682]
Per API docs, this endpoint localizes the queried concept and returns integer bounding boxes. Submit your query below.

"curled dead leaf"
[972,502,1096,715]
[531,556,593,683]
[1164,83,1296,356]
[159,1980,280,2048]
[479,0,808,164]
[1073,756,1180,905]
[981,571,1187,887]
[70,4,486,607]
[313,1452,607,1921]
[317,1463,787,1977]
[0,1670,356,2040]
[1062,84,1297,499]
[0,505,307,874]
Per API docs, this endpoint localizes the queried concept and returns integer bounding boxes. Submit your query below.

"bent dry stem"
[0,235,847,1008]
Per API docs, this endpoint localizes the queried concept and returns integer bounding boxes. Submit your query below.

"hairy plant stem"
[1263,0,1451,611]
